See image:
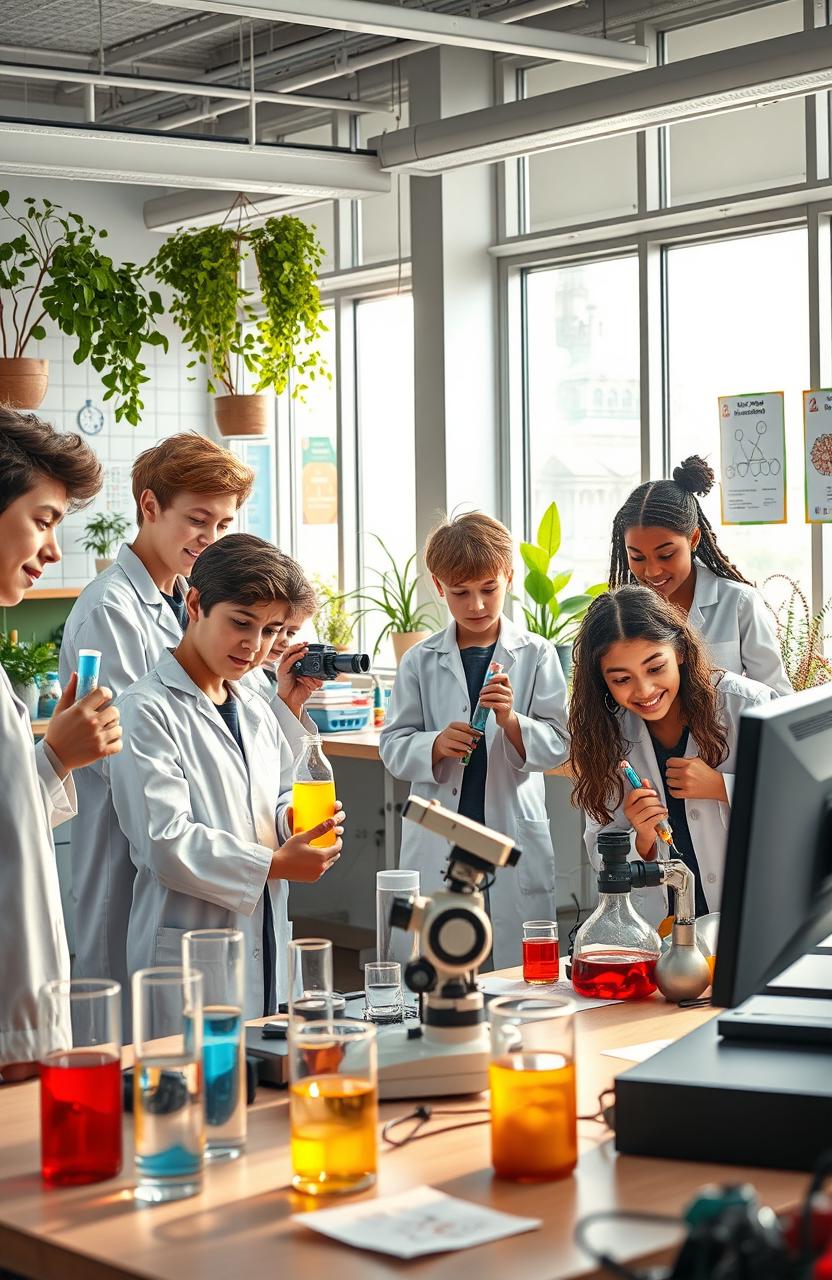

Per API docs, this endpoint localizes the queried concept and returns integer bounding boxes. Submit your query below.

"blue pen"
[620,759,675,849]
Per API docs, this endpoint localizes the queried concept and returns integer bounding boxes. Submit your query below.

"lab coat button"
[462,705,468,713]
[689,808,699,821]
[253,948,261,960]
[707,874,717,884]
[452,787,458,796]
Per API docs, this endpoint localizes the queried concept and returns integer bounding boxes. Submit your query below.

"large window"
[666,227,810,590]
[358,108,411,265]
[355,293,416,664]
[524,257,641,588]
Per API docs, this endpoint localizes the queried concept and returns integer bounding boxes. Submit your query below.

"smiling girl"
[569,585,774,925]
[608,455,791,695]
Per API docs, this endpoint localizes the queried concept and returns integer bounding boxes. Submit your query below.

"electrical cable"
[574,1210,683,1280]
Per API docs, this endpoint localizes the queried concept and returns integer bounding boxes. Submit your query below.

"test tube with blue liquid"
[76,649,101,698]
[182,929,246,1161]
[620,759,676,852]
[461,661,503,765]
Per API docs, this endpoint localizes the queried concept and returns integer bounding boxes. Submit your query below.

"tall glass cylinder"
[376,868,419,967]
[289,1020,377,1196]
[288,938,334,1019]
[182,929,246,1162]
[132,967,204,1203]
[488,996,577,1182]
[38,979,122,1186]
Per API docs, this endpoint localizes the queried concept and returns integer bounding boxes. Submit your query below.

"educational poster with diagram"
[717,392,786,525]
[302,436,338,525]
[803,390,832,523]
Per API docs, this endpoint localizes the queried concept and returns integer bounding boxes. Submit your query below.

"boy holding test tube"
[380,512,569,968]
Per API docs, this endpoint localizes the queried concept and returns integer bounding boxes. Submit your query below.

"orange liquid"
[489,1052,577,1181]
[292,781,336,848]
[290,1075,377,1195]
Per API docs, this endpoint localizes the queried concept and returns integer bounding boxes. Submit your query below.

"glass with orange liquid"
[488,996,577,1182]
[292,735,336,849]
[289,1020,377,1196]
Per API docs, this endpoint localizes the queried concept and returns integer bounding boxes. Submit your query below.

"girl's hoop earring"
[604,692,620,714]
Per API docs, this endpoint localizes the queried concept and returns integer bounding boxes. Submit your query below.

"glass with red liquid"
[571,950,659,999]
[38,979,123,1186]
[522,920,560,985]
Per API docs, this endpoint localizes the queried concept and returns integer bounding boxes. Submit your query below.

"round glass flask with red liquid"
[572,832,661,1000]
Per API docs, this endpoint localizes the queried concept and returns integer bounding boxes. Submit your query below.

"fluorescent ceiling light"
[371,26,832,172]
[0,120,389,198]
[135,0,649,69]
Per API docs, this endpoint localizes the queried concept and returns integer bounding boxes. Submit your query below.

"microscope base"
[376,1023,490,1099]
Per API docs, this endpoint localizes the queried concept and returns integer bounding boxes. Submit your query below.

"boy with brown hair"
[60,432,254,1009]
[380,511,569,968]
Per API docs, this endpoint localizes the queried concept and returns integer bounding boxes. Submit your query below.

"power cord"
[574,1210,683,1280]
[382,1088,617,1151]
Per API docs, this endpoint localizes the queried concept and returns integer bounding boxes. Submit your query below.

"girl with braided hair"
[608,455,791,695]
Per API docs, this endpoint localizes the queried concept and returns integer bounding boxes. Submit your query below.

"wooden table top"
[0,984,806,1280]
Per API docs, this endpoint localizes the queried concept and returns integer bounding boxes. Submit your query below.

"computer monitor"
[712,683,832,1009]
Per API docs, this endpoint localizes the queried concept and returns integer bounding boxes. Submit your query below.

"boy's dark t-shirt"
[217,693,277,1017]
[161,585,189,632]
[457,643,497,826]
[649,727,710,919]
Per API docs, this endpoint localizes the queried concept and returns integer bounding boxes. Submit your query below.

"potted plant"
[81,511,130,574]
[0,633,58,718]
[518,500,607,679]
[151,214,328,437]
[0,191,166,422]
[313,578,356,652]
[349,536,441,664]
[763,575,832,689]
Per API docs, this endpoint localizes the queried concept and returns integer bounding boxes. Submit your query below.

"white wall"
[0,175,210,587]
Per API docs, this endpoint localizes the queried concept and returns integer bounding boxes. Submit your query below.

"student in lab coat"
[245,568,323,755]
[380,512,570,969]
[109,534,344,1019]
[608,455,791,695]
[60,434,254,1006]
[0,410,122,1078]
[570,584,775,927]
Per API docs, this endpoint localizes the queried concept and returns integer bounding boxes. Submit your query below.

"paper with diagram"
[803,390,832,523]
[718,392,786,525]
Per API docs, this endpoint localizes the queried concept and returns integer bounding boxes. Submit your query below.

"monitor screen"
[712,684,832,1008]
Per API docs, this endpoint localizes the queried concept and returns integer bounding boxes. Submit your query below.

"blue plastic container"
[307,706,373,733]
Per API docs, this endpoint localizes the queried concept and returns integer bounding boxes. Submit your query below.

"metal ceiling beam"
[135,0,649,68]
[143,186,327,229]
[104,13,241,65]
[371,25,832,172]
[0,120,390,197]
[0,61,385,114]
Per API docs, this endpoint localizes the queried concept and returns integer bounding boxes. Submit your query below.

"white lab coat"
[109,650,294,1020]
[379,616,570,968]
[59,544,189,1001]
[583,670,776,927]
[0,665,75,1067]
[690,562,791,695]
[243,667,318,758]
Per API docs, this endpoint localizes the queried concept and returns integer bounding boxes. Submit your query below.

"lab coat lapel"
[688,563,719,634]
[432,622,470,705]
[154,651,250,784]
[624,712,667,808]
[116,544,187,642]
[234,683,275,842]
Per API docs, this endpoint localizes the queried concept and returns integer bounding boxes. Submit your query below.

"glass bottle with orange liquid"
[488,996,577,1182]
[292,735,336,848]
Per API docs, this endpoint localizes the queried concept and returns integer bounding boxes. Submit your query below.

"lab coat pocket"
[154,925,184,966]
[515,818,555,896]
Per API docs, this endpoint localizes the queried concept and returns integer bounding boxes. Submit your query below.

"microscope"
[375,797,521,1099]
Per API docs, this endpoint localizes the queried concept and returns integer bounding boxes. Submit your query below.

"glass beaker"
[572,832,661,1000]
[376,868,419,967]
[364,961,404,1024]
[292,734,336,848]
[288,937,334,1020]
[522,920,560,985]
[488,996,577,1182]
[182,928,246,1161]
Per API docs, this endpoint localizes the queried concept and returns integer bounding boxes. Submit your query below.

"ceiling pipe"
[0,61,386,114]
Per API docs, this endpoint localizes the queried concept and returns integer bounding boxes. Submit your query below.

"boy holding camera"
[109,534,345,1017]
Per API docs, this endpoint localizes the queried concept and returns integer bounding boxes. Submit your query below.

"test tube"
[76,649,101,698]
[461,661,503,765]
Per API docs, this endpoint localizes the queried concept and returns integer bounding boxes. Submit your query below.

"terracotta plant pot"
[213,393,271,437]
[95,557,114,574]
[391,630,431,665]
[0,358,49,410]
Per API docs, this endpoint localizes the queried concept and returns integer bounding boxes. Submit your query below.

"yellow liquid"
[292,781,336,848]
[489,1053,577,1181]
[290,1075,377,1195]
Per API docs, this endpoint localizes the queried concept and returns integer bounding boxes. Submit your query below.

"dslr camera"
[291,643,371,679]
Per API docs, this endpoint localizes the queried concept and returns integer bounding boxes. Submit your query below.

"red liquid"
[522,938,560,984]
[571,950,659,1000]
[40,1050,122,1185]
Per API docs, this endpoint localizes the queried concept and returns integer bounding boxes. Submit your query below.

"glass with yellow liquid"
[292,735,336,848]
[488,996,577,1182]
[288,1020,377,1196]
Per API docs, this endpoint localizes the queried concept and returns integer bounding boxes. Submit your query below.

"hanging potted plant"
[0,634,58,719]
[349,536,441,664]
[151,213,327,437]
[0,191,166,421]
[81,511,130,574]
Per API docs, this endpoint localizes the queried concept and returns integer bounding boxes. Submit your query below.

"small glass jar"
[38,672,62,719]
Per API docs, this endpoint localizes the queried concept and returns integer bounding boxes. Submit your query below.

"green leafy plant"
[0,634,57,686]
[763,574,832,690]
[0,191,166,424]
[348,536,441,656]
[81,511,130,558]
[151,214,328,398]
[519,500,607,644]
[313,578,355,648]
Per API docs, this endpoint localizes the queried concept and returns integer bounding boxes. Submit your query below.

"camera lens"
[332,652,370,675]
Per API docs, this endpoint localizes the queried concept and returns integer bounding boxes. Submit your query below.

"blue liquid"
[203,1008,243,1127]
[134,1056,203,1181]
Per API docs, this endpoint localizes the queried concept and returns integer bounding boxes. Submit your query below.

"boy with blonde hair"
[380,511,569,968]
